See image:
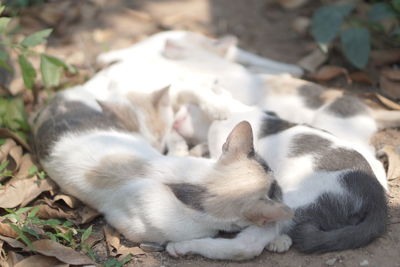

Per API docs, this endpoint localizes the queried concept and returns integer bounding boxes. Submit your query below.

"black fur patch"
[289,171,387,253]
[258,116,296,138]
[289,134,332,157]
[298,85,324,109]
[268,180,283,201]
[167,183,208,211]
[326,95,368,118]
[35,96,125,159]
[248,150,272,173]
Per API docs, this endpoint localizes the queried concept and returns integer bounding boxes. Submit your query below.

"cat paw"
[166,242,190,257]
[266,234,292,253]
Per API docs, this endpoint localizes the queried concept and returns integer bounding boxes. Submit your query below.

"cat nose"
[173,115,187,130]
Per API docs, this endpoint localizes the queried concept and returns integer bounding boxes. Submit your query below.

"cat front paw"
[266,234,292,253]
[166,241,190,257]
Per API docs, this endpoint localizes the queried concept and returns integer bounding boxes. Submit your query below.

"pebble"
[139,242,165,252]
[360,260,369,266]
[325,258,337,266]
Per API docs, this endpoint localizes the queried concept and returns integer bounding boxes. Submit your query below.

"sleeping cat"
[32,89,293,245]
[166,109,388,260]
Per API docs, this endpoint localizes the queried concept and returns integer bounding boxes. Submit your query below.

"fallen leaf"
[73,206,100,224]
[380,69,400,99]
[8,145,23,172]
[297,48,328,72]
[371,49,400,66]
[292,16,310,35]
[349,72,374,85]
[0,139,17,163]
[375,94,400,110]
[0,177,56,208]
[117,245,145,256]
[0,128,31,152]
[0,235,26,249]
[36,204,74,220]
[14,154,35,179]
[380,145,400,181]
[0,222,18,238]
[29,239,94,265]
[308,65,349,82]
[104,225,120,256]
[6,251,24,266]
[14,255,67,267]
[54,194,81,209]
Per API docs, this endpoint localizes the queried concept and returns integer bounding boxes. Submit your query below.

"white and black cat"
[167,109,388,260]
[32,89,293,246]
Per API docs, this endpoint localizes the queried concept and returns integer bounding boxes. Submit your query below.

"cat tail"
[289,172,387,253]
[371,109,400,129]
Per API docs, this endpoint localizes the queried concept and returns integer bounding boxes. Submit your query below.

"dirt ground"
[14,0,400,266]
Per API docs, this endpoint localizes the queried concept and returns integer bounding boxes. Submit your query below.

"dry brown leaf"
[0,128,31,152]
[0,139,17,163]
[6,251,24,266]
[349,72,374,85]
[73,206,100,225]
[375,94,400,111]
[54,194,81,209]
[380,69,400,99]
[14,255,68,267]
[14,154,35,179]
[308,65,349,82]
[8,145,23,171]
[297,48,328,72]
[292,16,310,35]
[118,245,145,256]
[0,235,26,249]
[0,222,18,238]
[0,177,56,208]
[29,239,94,265]
[104,225,120,256]
[380,145,400,181]
[37,204,74,220]
[371,49,400,66]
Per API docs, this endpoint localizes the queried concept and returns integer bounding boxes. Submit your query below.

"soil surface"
[14,0,400,266]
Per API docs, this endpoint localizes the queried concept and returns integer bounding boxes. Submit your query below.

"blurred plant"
[311,0,400,68]
[4,0,48,8]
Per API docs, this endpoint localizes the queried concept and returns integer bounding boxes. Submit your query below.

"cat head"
[99,86,174,152]
[173,103,211,146]
[162,33,238,60]
[204,121,293,226]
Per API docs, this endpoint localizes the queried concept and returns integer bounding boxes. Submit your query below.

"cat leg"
[166,130,189,157]
[166,225,278,260]
[265,234,292,253]
[227,47,304,77]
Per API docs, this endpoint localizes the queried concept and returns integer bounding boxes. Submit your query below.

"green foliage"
[311,1,400,68]
[104,254,133,267]
[0,4,77,90]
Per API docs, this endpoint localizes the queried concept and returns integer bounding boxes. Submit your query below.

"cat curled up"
[32,89,293,246]
[167,109,388,260]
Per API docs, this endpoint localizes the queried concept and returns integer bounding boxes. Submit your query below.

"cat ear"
[221,121,254,158]
[152,86,170,109]
[162,39,187,59]
[244,201,294,226]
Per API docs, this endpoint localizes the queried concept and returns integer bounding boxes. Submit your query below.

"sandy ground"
[16,0,400,266]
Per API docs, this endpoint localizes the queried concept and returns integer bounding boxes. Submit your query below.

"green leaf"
[311,4,355,45]
[44,219,62,226]
[28,165,38,176]
[369,3,396,21]
[0,138,6,145]
[21,28,52,47]
[40,54,61,87]
[0,17,10,33]
[41,53,77,74]
[81,225,92,243]
[28,206,40,218]
[22,226,39,239]
[45,232,58,242]
[340,27,370,69]
[18,55,36,89]
[15,207,32,214]
[0,98,28,131]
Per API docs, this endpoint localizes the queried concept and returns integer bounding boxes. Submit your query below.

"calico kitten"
[32,90,293,245]
[167,109,387,260]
